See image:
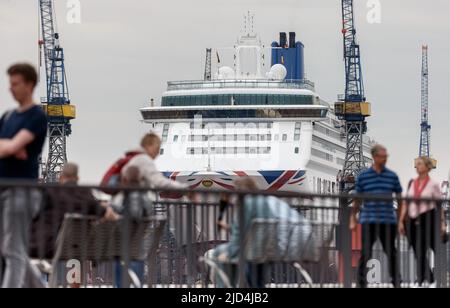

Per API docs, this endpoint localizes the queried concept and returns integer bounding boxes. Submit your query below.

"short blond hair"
[417,156,434,171]
[140,133,161,148]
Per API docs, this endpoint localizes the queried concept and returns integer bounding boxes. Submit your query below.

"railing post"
[121,191,131,288]
[237,194,247,288]
[435,204,447,288]
[185,203,195,287]
[338,186,353,288]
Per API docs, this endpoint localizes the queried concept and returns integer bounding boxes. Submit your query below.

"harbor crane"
[38,0,76,182]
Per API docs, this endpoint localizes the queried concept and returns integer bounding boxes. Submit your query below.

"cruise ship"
[140,24,374,195]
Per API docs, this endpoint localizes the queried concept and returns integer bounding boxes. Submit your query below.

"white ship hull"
[145,114,373,195]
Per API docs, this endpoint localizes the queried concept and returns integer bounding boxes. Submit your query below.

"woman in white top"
[399,156,447,286]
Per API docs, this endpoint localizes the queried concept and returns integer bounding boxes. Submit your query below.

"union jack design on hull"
[162,170,307,192]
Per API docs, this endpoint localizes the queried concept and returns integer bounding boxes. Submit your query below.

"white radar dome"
[267,64,287,80]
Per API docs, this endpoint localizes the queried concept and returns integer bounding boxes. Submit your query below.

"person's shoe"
[428,282,437,288]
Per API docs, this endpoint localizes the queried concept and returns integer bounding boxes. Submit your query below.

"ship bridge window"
[142,108,327,120]
[161,94,314,107]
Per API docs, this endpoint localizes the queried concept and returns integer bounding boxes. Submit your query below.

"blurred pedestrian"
[350,144,403,288]
[399,156,447,287]
[0,63,47,288]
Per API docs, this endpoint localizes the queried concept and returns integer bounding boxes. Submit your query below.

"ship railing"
[1,182,448,288]
[167,79,315,92]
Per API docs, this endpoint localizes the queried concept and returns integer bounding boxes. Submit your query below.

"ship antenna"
[250,11,254,35]
[246,12,248,35]
[243,11,255,36]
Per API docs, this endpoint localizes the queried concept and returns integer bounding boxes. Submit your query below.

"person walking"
[350,144,403,288]
[0,63,48,288]
[122,133,188,192]
[399,156,447,287]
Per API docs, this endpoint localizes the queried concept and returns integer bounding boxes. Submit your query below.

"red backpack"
[100,150,143,195]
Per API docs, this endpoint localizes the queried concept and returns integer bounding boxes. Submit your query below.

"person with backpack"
[0,64,48,288]
[398,156,448,287]
[102,133,189,198]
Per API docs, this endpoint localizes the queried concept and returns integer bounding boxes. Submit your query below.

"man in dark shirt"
[0,63,48,288]
[0,66,47,179]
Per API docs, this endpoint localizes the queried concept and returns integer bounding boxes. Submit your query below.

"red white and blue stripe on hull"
[162,170,307,192]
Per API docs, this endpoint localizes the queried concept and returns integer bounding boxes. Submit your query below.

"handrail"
[166,79,316,92]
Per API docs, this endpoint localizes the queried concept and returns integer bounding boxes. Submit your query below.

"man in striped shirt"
[350,144,403,288]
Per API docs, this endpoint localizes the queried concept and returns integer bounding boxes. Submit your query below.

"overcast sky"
[0,0,449,186]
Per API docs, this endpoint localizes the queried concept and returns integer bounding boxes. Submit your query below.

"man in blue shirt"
[0,63,48,288]
[350,144,402,288]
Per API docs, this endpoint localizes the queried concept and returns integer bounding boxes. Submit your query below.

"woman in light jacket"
[399,156,447,286]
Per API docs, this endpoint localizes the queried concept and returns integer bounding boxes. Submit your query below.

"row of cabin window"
[167,134,296,143]
[315,177,337,194]
[313,124,342,140]
[311,148,334,162]
[159,146,302,156]
[162,94,314,106]
[162,122,303,143]
[190,122,273,129]
[186,147,271,155]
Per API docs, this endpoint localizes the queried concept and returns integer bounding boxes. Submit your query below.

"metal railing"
[166,79,316,92]
[0,183,448,288]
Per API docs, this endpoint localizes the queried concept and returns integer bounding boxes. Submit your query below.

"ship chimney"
[289,32,296,48]
[279,32,287,48]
